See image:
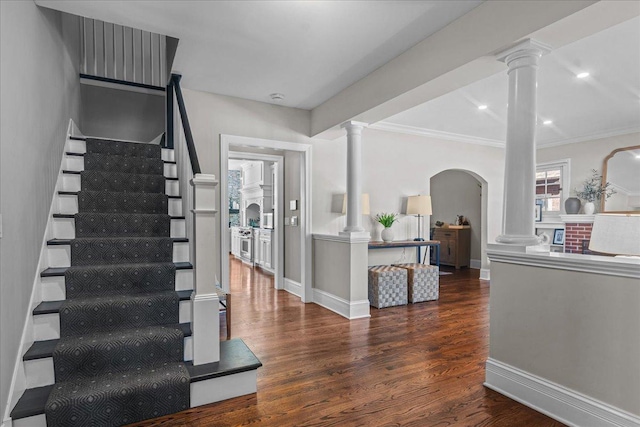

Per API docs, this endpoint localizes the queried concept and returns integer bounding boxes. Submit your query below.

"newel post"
[189,173,220,365]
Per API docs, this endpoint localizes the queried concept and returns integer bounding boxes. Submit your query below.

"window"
[536,159,570,215]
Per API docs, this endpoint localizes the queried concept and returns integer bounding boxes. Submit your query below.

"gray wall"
[80,84,165,142]
[490,261,640,416]
[0,2,81,419]
[430,170,482,261]
[284,151,301,283]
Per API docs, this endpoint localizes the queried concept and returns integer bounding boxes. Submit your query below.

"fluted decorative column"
[340,121,370,238]
[495,39,551,246]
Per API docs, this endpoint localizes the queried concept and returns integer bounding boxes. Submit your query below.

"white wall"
[538,132,640,211]
[182,89,314,287]
[284,151,302,283]
[0,2,81,421]
[311,128,504,269]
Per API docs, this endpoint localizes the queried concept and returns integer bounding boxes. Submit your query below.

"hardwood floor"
[132,259,565,426]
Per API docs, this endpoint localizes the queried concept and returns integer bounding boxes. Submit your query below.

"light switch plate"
[289,200,298,211]
[291,216,298,226]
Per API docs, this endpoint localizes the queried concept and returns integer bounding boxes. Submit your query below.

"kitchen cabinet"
[432,227,470,269]
[230,227,242,258]
[254,229,273,271]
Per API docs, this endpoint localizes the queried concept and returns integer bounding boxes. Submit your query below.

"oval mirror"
[601,145,640,213]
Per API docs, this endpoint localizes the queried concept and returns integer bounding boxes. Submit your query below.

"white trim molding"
[487,244,640,279]
[284,278,302,298]
[485,358,640,427]
[479,268,491,281]
[313,233,370,244]
[560,214,596,223]
[312,289,370,320]
[370,122,504,148]
[470,259,481,269]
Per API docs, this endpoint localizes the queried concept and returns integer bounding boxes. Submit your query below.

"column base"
[495,234,542,246]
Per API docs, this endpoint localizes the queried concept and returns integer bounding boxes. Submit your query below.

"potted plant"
[375,212,398,242]
[575,169,615,214]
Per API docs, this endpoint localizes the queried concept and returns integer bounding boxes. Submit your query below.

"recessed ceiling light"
[478,105,488,110]
[543,120,553,125]
[270,93,285,101]
[576,72,590,79]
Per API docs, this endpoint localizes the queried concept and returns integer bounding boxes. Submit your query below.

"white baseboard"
[284,278,302,297]
[312,288,370,320]
[480,268,491,281]
[485,358,640,427]
[470,259,481,269]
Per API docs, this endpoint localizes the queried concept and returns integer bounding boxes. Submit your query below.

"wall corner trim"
[484,358,640,427]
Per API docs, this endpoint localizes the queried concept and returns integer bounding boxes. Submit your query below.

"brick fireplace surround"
[560,215,595,254]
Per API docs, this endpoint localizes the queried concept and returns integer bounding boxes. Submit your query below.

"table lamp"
[406,195,432,241]
[589,214,640,257]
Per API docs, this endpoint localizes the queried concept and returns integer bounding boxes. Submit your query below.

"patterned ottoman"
[368,265,408,308]
[393,263,439,303]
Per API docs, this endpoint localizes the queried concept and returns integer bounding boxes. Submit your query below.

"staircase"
[9,133,261,427]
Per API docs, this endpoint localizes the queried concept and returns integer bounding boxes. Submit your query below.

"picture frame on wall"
[553,228,565,245]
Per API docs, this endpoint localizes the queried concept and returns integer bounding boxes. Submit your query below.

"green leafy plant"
[374,212,398,228]
[576,169,616,203]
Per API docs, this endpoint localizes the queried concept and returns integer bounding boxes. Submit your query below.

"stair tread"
[66,151,176,164]
[47,237,189,245]
[33,290,193,315]
[52,213,185,219]
[58,190,181,199]
[24,323,192,360]
[41,262,193,277]
[13,339,261,420]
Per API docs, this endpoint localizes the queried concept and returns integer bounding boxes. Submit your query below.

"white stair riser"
[190,370,258,408]
[63,156,178,179]
[60,175,179,196]
[57,195,183,216]
[24,335,194,388]
[52,217,186,239]
[162,148,174,162]
[33,300,191,341]
[67,139,85,153]
[47,241,190,267]
[40,269,194,301]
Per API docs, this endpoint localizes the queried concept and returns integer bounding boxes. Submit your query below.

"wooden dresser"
[432,227,471,269]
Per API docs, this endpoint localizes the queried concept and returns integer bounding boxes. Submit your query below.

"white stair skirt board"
[312,288,370,320]
[13,414,46,427]
[32,300,191,342]
[190,370,257,408]
[46,240,190,267]
[52,216,186,239]
[57,194,183,217]
[283,278,302,298]
[23,335,194,389]
[485,358,640,427]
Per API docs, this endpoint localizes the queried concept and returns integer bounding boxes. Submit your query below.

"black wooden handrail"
[168,73,201,175]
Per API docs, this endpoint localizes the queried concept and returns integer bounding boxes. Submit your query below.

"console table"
[368,240,440,267]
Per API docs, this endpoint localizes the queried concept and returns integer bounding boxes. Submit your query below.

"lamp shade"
[342,193,370,215]
[406,195,432,215]
[589,214,640,256]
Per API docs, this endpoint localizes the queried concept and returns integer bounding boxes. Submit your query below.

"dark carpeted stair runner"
[45,140,189,427]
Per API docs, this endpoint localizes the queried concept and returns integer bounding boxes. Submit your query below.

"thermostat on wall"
[289,200,298,211]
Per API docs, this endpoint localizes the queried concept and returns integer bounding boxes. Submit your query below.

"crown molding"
[538,125,640,148]
[370,122,505,148]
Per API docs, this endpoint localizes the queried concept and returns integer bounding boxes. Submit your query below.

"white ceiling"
[37,0,481,109]
[382,16,640,147]
[35,1,640,145]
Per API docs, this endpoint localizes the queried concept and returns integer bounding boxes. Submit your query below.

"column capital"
[340,121,369,133]
[496,38,552,65]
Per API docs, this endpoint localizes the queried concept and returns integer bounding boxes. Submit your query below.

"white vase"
[583,202,595,215]
[381,227,394,242]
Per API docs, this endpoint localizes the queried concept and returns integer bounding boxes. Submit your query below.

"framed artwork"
[535,204,542,222]
[553,229,565,245]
